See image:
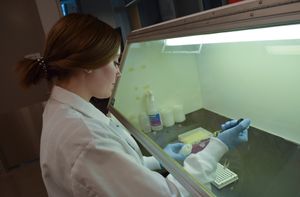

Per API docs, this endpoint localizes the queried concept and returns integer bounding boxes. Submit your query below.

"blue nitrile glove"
[163,143,186,162]
[218,118,251,150]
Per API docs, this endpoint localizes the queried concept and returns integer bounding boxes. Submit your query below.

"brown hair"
[16,13,121,88]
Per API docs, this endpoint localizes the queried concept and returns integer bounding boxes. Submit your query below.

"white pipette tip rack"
[212,163,239,189]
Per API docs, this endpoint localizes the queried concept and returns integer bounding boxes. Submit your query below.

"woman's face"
[86,50,121,99]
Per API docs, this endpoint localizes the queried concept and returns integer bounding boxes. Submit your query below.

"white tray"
[212,163,239,189]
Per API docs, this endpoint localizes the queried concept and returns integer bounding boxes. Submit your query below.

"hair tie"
[36,57,48,75]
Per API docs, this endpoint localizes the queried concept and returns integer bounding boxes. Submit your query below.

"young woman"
[16,13,250,197]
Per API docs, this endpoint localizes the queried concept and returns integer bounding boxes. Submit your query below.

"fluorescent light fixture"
[165,24,300,46]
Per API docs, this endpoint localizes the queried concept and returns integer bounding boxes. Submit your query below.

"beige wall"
[0,0,59,114]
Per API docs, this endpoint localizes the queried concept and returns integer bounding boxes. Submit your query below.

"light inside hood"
[165,24,300,46]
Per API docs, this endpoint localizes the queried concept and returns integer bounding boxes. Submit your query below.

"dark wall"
[0,0,48,114]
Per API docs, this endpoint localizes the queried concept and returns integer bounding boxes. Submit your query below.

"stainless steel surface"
[148,109,300,197]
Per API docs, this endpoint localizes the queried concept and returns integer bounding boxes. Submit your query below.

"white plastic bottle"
[146,91,163,131]
[138,112,152,133]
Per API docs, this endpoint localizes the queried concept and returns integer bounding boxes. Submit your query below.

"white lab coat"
[40,86,228,197]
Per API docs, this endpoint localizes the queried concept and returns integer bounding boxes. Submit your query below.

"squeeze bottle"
[146,91,163,131]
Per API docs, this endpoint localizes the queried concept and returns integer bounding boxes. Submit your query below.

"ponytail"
[16,57,47,88]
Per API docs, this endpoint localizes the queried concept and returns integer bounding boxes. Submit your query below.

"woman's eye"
[113,61,120,68]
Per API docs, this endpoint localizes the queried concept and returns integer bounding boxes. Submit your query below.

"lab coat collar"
[50,85,110,126]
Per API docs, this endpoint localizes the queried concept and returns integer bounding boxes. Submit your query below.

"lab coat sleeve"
[70,135,180,197]
[143,156,162,170]
[185,137,228,186]
[167,137,228,196]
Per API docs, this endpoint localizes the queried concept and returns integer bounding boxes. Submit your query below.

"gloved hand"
[163,143,186,162]
[218,118,251,150]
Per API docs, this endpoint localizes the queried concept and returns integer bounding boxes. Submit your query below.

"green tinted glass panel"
[112,26,300,197]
